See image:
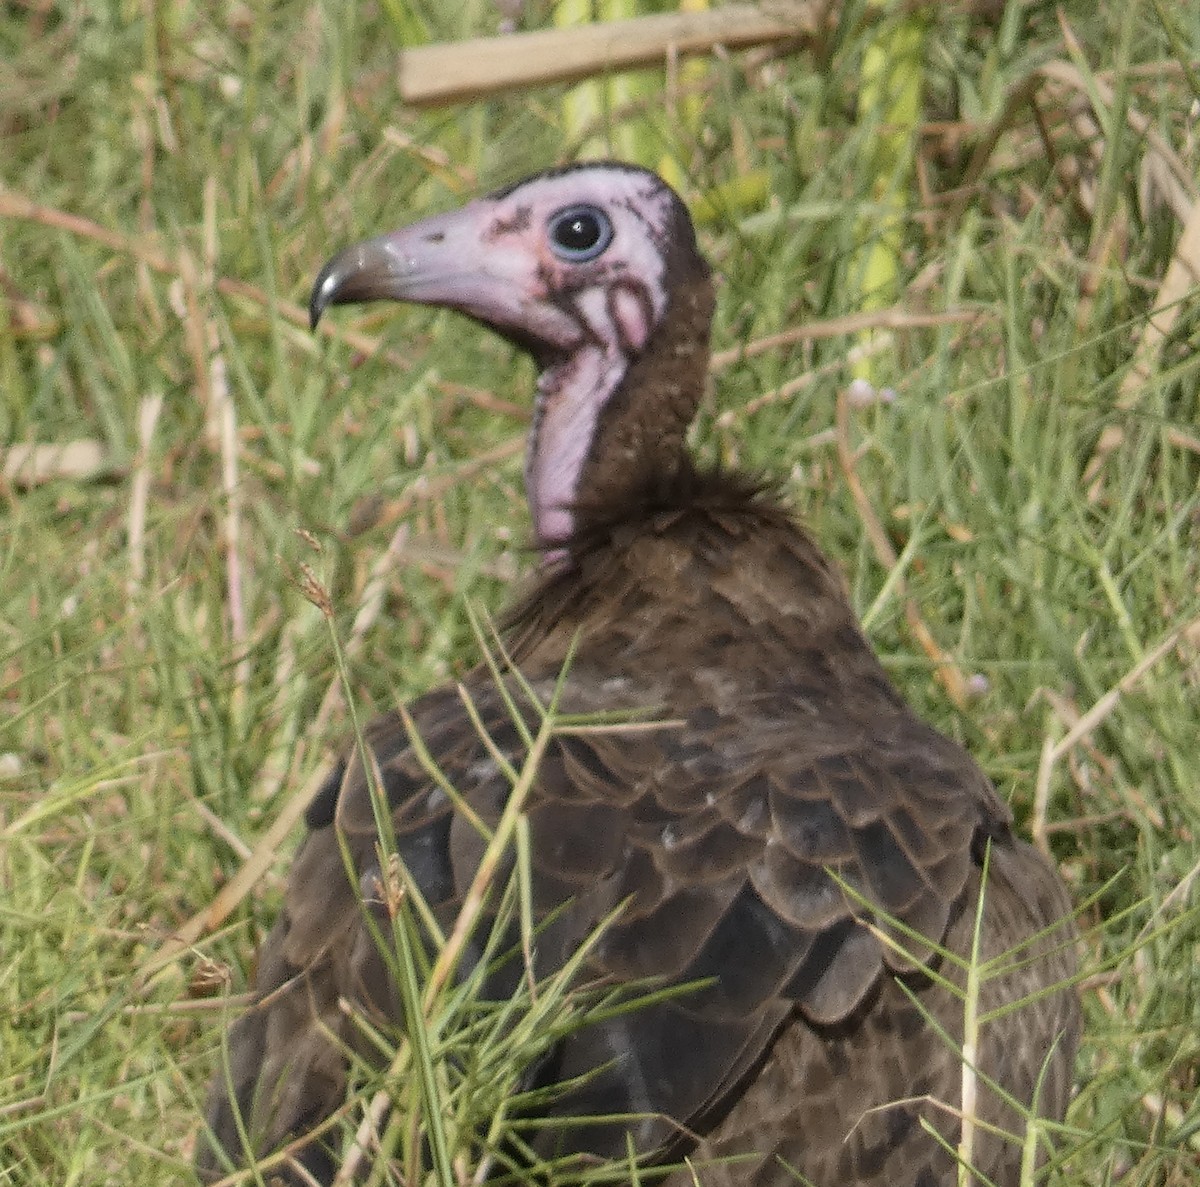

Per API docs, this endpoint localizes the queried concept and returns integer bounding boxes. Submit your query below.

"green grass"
[2,1,1199,1183]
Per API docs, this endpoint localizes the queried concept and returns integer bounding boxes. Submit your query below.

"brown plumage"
[196,162,1078,1185]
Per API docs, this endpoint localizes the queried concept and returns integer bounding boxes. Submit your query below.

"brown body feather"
[199,470,1077,1184]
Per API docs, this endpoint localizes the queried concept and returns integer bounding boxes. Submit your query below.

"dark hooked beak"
[308,205,582,357]
[310,235,410,330]
[309,212,475,331]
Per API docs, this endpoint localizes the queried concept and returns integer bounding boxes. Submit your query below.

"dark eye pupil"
[556,213,600,250]
[547,205,612,261]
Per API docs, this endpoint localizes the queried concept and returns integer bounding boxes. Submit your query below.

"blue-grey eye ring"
[547,205,613,261]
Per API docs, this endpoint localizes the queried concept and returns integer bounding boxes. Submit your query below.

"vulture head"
[310,162,715,549]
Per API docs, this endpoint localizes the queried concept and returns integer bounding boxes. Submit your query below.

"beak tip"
[308,264,338,332]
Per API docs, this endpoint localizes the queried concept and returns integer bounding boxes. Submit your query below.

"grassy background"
[2,1,1199,1183]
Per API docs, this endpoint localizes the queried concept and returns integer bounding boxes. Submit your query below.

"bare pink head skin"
[310,163,711,555]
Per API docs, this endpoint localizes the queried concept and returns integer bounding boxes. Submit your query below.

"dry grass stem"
[127,393,163,595]
[344,525,412,663]
[1084,196,1200,495]
[709,306,981,372]
[137,762,332,981]
[1032,620,1195,853]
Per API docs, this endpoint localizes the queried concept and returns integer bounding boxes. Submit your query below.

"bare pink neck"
[525,271,715,554]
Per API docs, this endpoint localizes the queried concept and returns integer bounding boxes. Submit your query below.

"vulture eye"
[547,205,613,261]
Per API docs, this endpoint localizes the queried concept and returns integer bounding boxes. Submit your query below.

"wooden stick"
[399,1,824,106]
